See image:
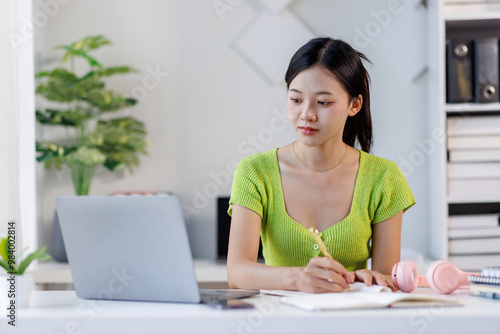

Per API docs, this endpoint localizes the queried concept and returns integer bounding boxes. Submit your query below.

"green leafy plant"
[0,237,51,275]
[35,35,148,195]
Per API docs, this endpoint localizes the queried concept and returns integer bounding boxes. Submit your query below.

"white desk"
[1,289,499,334]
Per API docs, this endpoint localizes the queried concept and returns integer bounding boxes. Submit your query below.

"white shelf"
[444,1,500,21]
[445,11,500,22]
[446,103,500,113]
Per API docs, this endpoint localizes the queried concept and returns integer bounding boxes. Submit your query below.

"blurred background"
[5,0,433,261]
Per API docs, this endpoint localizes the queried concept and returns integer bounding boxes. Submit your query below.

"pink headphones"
[391,260,479,294]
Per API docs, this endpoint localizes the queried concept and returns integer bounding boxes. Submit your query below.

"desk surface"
[2,289,499,334]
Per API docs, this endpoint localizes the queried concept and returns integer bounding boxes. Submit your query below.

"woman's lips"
[299,126,318,135]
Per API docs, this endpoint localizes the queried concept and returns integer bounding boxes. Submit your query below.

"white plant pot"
[0,273,34,309]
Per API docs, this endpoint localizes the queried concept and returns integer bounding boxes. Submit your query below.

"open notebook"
[262,283,461,311]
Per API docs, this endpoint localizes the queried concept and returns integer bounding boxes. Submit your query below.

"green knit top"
[228,148,416,271]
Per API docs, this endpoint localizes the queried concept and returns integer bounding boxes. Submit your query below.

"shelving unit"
[428,1,500,271]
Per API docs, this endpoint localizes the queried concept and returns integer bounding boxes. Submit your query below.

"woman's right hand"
[294,257,354,293]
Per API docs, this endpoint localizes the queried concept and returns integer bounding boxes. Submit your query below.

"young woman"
[227,37,416,293]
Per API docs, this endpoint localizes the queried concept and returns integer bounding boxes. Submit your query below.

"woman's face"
[287,65,361,147]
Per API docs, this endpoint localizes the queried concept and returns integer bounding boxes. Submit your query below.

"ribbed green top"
[228,148,416,271]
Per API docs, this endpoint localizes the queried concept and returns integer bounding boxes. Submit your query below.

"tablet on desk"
[55,195,258,304]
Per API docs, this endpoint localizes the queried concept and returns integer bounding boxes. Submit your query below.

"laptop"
[55,195,258,304]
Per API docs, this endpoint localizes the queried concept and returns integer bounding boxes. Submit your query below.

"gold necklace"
[292,141,348,172]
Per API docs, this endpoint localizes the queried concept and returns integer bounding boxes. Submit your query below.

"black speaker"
[474,37,499,103]
[446,39,474,103]
[217,197,263,260]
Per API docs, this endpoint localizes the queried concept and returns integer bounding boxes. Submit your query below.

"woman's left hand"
[353,269,396,291]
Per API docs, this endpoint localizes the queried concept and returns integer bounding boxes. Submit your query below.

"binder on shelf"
[448,178,500,197]
[448,149,500,162]
[474,37,499,103]
[449,237,500,255]
[448,162,500,179]
[448,214,500,229]
[447,135,500,150]
[446,39,474,103]
[447,115,500,136]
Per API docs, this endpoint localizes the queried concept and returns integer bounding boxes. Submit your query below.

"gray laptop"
[55,195,258,304]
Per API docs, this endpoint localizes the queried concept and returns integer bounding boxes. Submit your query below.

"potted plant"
[0,236,51,308]
[35,35,148,195]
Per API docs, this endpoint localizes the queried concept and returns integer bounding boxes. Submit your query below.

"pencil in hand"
[308,227,353,288]
[308,227,333,260]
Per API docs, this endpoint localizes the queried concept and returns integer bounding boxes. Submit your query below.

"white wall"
[35,0,432,259]
[0,0,37,259]
[0,2,19,241]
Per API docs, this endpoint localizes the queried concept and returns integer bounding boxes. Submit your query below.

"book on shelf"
[448,214,500,229]
[448,179,500,197]
[449,254,500,272]
[447,116,500,136]
[449,237,500,255]
[448,149,500,162]
[447,135,500,150]
[448,227,500,239]
[448,162,500,179]
[261,283,461,311]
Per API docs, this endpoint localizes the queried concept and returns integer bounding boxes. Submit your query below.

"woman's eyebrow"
[289,88,333,96]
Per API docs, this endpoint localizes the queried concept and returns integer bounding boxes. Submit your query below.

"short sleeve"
[227,158,266,218]
[371,162,416,224]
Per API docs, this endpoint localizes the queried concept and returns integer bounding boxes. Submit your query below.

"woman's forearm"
[227,259,301,290]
